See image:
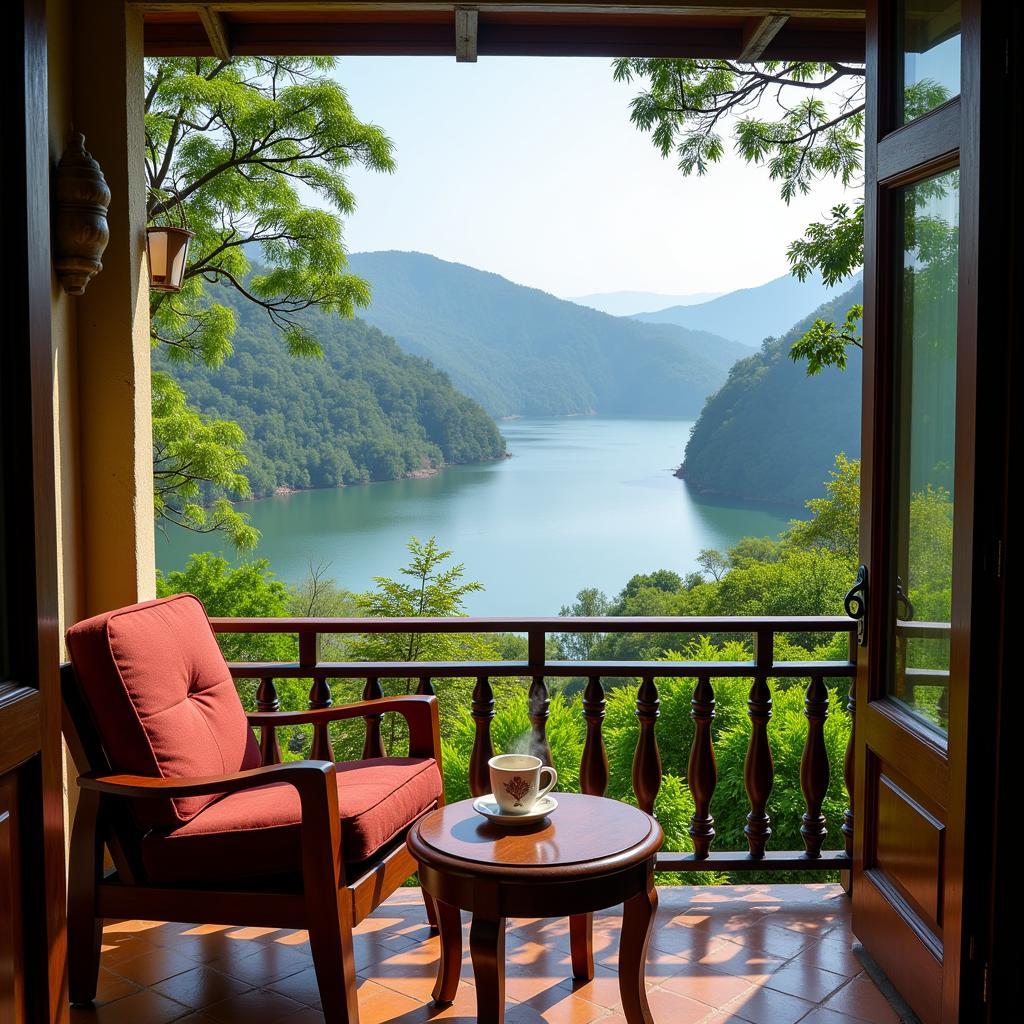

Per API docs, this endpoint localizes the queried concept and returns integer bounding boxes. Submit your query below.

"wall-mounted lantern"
[146,225,194,293]
[54,132,111,296]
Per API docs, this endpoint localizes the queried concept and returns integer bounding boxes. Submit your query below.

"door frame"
[1,0,68,1021]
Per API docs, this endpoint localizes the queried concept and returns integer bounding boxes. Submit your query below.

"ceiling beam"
[456,7,479,61]
[197,5,232,59]
[133,2,865,20]
[739,12,788,60]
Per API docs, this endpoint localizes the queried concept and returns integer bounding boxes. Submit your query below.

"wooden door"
[0,1,69,1021]
[852,2,1006,1022]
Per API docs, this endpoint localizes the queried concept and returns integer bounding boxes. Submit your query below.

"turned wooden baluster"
[416,675,435,696]
[800,674,830,858]
[528,676,553,765]
[256,675,282,765]
[580,676,608,797]
[303,632,334,762]
[469,675,495,798]
[361,675,386,759]
[632,674,662,815]
[527,630,553,764]
[687,674,717,858]
[744,630,774,858]
[842,664,856,858]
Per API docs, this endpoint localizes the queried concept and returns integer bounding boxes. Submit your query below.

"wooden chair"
[61,594,443,1024]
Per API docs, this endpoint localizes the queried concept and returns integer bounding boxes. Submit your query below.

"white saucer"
[472,793,558,826]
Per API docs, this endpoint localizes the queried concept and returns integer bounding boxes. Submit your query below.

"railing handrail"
[221,659,857,679]
[210,613,858,635]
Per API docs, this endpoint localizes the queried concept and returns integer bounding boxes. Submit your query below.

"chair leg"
[308,884,361,1024]
[67,790,103,1005]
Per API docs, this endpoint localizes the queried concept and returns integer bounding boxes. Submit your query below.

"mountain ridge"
[635,270,862,348]
[348,250,747,419]
[569,289,722,316]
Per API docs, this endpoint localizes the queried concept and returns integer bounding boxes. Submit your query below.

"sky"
[330,57,861,299]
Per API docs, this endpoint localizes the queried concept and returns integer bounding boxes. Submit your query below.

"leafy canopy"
[612,57,868,372]
[144,56,394,546]
[614,59,958,376]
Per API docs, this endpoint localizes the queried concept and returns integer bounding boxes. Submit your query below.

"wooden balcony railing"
[210,615,857,875]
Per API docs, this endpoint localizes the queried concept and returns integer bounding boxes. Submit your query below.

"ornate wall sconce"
[145,225,194,293]
[54,132,110,296]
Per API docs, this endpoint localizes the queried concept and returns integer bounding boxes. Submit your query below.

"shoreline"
[245,451,512,503]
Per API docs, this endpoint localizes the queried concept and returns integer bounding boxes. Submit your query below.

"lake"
[156,417,795,614]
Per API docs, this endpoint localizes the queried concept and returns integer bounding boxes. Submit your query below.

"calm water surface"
[156,418,794,614]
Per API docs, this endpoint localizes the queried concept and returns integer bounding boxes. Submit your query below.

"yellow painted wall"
[48,0,156,842]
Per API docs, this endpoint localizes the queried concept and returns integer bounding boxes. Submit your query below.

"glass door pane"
[888,167,959,734]
[900,0,961,123]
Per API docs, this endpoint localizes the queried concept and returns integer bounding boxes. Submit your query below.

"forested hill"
[634,271,860,347]
[158,286,506,498]
[347,251,748,418]
[680,282,863,507]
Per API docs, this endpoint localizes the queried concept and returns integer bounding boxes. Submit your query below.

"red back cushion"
[66,594,261,829]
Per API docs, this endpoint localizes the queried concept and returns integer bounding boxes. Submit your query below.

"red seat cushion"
[66,594,261,829]
[140,758,442,883]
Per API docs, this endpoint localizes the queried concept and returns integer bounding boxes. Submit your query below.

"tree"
[152,373,257,548]
[554,587,611,660]
[156,552,293,662]
[613,58,952,374]
[347,537,498,747]
[695,547,730,582]
[144,56,395,545]
[786,453,860,559]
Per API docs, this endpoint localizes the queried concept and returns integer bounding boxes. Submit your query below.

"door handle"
[845,564,868,647]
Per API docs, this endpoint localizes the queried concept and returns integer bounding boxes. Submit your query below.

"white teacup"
[488,754,557,815]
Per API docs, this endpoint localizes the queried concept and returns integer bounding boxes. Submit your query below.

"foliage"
[156,552,294,662]
[554,587,611,660]
[152,372,258,549]
[680,283,863,507]
[789,303,863,375]
[345,251,746,419]
[611,59,864,199]
[787,454,860,558]
[158,282,506,496]
[144,56,395,543]
[345,538,501,752]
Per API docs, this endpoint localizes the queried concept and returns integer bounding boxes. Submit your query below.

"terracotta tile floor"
[72,884,900,1024]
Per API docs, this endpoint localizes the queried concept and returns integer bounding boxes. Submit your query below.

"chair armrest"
[247,695,442,760]
[77,760,335,801]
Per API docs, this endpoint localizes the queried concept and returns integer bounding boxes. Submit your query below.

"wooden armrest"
[77,760,335,800]
[248,695,441,759]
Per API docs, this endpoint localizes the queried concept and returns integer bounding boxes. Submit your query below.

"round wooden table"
[407,793,663,1024]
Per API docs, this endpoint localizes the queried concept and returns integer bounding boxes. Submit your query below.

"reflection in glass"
[901,0,961,123]
[889,168,959,733]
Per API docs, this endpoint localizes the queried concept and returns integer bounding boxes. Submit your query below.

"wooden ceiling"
[136,2,865,61]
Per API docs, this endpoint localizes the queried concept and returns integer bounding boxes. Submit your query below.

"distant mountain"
[348,251,748,419]
[680,282,863,507]
[634,271,862,348]
[159,283,506,498]
[569,289,722,317]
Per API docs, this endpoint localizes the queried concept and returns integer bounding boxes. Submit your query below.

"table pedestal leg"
[423,889,440,934]
[618,877,657,1024]
[470,914,506,1024]
[569,913,594,980]
[432,901,463,1004]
